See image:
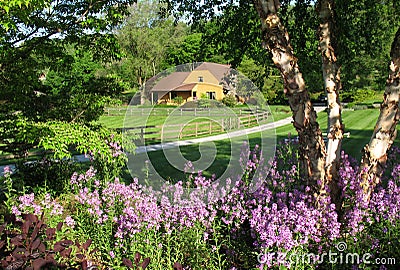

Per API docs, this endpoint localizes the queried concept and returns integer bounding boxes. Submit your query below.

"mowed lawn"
[126,108,400,181]
[275,108,400,159]
[97,105,293,128]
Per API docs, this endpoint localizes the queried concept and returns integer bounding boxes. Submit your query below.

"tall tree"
[360,27,400,200]
[116,1,185,89]
[317,0,343,207]
[253,0,326,192]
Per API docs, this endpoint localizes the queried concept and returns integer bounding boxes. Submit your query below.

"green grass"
[126,108,400,181]
[127,129,274,181]
[276,108,400,159]
[98,105,291,129]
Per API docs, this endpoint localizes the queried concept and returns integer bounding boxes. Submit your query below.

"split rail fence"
[120,110,269,145]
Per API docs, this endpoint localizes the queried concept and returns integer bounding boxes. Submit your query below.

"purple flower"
[65,216,76,228]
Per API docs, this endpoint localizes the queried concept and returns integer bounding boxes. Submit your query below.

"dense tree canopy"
[0,0,135,157]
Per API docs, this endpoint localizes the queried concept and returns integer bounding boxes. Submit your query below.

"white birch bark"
[360,27,400,200]
[254,0,327,193]
[317,0,343,208]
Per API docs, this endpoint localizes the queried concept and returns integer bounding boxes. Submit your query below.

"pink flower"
[65,216,76,228]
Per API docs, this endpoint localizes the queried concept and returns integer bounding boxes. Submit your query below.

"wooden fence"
[120,111,269,144]
[105,107,266,117]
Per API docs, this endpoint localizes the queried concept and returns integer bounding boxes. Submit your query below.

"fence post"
[221,119,224,132]
[140,127,144,143]
[209,121,212,134]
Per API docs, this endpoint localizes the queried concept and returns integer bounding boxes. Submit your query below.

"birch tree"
[316,0,343,208]
[360,28,400,200]
[253,0,326,195]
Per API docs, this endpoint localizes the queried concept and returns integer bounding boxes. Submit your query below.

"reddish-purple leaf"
[32,258,46,270]
[31,238,41,250]
[82,239,92,250]
[45,228,56,240]
[24,214,38,223]
[82,260,88,270]
[6,260,25,270]
[122,258,134,268]
[22,220,32,235]
[134,252,141,265]
[53,243,65,252]
[38,242,46,253]
[56,222,63,231]
[59,239,74,247]
[173,262,183,270]
[76,253,85,260]
[141,257,150,269]
[29,252,40,259]
[31,223,41,241]
[0,240,5,249]
[60,248,72,258]
[10,235,24,247]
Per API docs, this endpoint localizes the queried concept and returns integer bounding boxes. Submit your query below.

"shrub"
[222,94,237,107]
[172,96,184,105]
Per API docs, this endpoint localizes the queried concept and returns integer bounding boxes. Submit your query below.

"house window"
[193,91,197,98]
[198,76,203,82]
[171,92,178,99]
[207,91,216,100]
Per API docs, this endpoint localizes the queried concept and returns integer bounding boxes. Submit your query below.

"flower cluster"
[10,192,75,228]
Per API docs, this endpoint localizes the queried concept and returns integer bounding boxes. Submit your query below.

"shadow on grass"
[130,135,265,183]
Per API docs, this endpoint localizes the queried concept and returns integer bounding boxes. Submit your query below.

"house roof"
[174,83,196,91]
[194,62,231,82]
[151,62,231,92]
[151,72,190,91]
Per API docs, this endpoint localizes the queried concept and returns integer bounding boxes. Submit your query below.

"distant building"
[150,62,234,105]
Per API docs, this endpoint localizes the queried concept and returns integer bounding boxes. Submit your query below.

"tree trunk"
[360,27,400,201]
[254,0,326,194]
[317,0,343,209]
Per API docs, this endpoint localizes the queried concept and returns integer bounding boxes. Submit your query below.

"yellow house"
[150,62,231,105]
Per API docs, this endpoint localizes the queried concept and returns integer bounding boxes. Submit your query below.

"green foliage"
[279,1,322,93]
[113,1,187,89]
[0,0,136,162]
[38,48,124,123]
[172,96,184,105]
[16,159,82,195]
[198,93,211,108]
[222,94,237,107]
[336,0,400,92]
